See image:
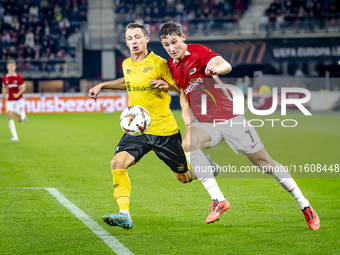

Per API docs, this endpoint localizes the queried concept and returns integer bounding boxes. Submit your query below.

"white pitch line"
[45,188,134,255]
[5,187,133,255]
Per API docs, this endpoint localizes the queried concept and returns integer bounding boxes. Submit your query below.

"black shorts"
[115,132,188,174]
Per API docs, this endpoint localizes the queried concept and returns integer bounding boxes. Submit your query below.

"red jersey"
[169,44,237,123]
[2,73,25,101]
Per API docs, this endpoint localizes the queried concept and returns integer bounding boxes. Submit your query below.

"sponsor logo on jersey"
[189,68,196,75]
[13,80,18,83]
[143,66,153,73]
[184,78,222,107]
[8,84,18,88]
[130,85,156,92]
[126,82,131,91]
[198,87,222,106]
[184,77,203,94]
[126,69,131,74]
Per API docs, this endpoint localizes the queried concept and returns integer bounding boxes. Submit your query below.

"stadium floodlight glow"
[201,84,312,116]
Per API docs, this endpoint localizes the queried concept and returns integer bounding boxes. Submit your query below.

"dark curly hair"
[158,21,182,40]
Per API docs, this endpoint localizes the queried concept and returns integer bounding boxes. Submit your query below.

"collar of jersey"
[6,73,18,77]
[130,50,152,64]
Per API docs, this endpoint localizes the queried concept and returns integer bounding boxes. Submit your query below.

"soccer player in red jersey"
[2,60,27,141]
[156,21,319,230]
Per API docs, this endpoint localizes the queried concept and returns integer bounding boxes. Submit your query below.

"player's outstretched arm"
[150,79,181,94]
[205,57,232,76]
[149,79,172,90]
[89,78,126,101]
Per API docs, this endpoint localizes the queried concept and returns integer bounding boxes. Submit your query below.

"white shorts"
[190,115,264,154]
[6,99,25,115]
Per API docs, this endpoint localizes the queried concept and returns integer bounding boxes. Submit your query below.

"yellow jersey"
[123,51,179,136]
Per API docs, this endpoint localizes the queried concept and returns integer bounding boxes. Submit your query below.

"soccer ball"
[120,105,151,136]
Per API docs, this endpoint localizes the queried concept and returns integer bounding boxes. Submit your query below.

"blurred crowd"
[260,0,340,31]
[115,0,250,34]
[0,0,87,70]
[235,75,252,96]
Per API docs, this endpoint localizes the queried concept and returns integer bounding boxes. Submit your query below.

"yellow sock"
[112,169,131,212]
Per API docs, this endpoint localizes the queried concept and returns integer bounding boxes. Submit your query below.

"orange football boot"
[302,205,320,230]
[206,199,230,224]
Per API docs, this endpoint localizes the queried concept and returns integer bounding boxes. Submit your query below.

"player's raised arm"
[205,57,232,76]
[89,78,126,101]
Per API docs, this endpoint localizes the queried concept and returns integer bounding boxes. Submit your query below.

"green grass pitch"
[1,110,340,254]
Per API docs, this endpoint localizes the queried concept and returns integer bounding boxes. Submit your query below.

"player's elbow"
[225,64,232,74]
[218,63,232,75]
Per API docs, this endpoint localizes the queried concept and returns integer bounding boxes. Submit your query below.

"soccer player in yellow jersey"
[122,49,179,136]
[89,23,202,229]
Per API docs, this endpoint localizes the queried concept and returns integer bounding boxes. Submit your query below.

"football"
[120,105,151,136]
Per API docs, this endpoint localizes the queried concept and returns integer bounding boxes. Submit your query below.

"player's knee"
[111,157,125,170]
[7,112,13,120]
[182,133,204,151]
[182,138,191,152]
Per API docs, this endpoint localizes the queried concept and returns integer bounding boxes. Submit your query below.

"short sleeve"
[17,75,25,89]
[18,75,25,88]
[156,59,176,86]
[202,46,221,67]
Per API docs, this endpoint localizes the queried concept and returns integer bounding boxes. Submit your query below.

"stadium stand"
[0,0,87,78]
[263,0,340,32]
[114,0,251,35]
